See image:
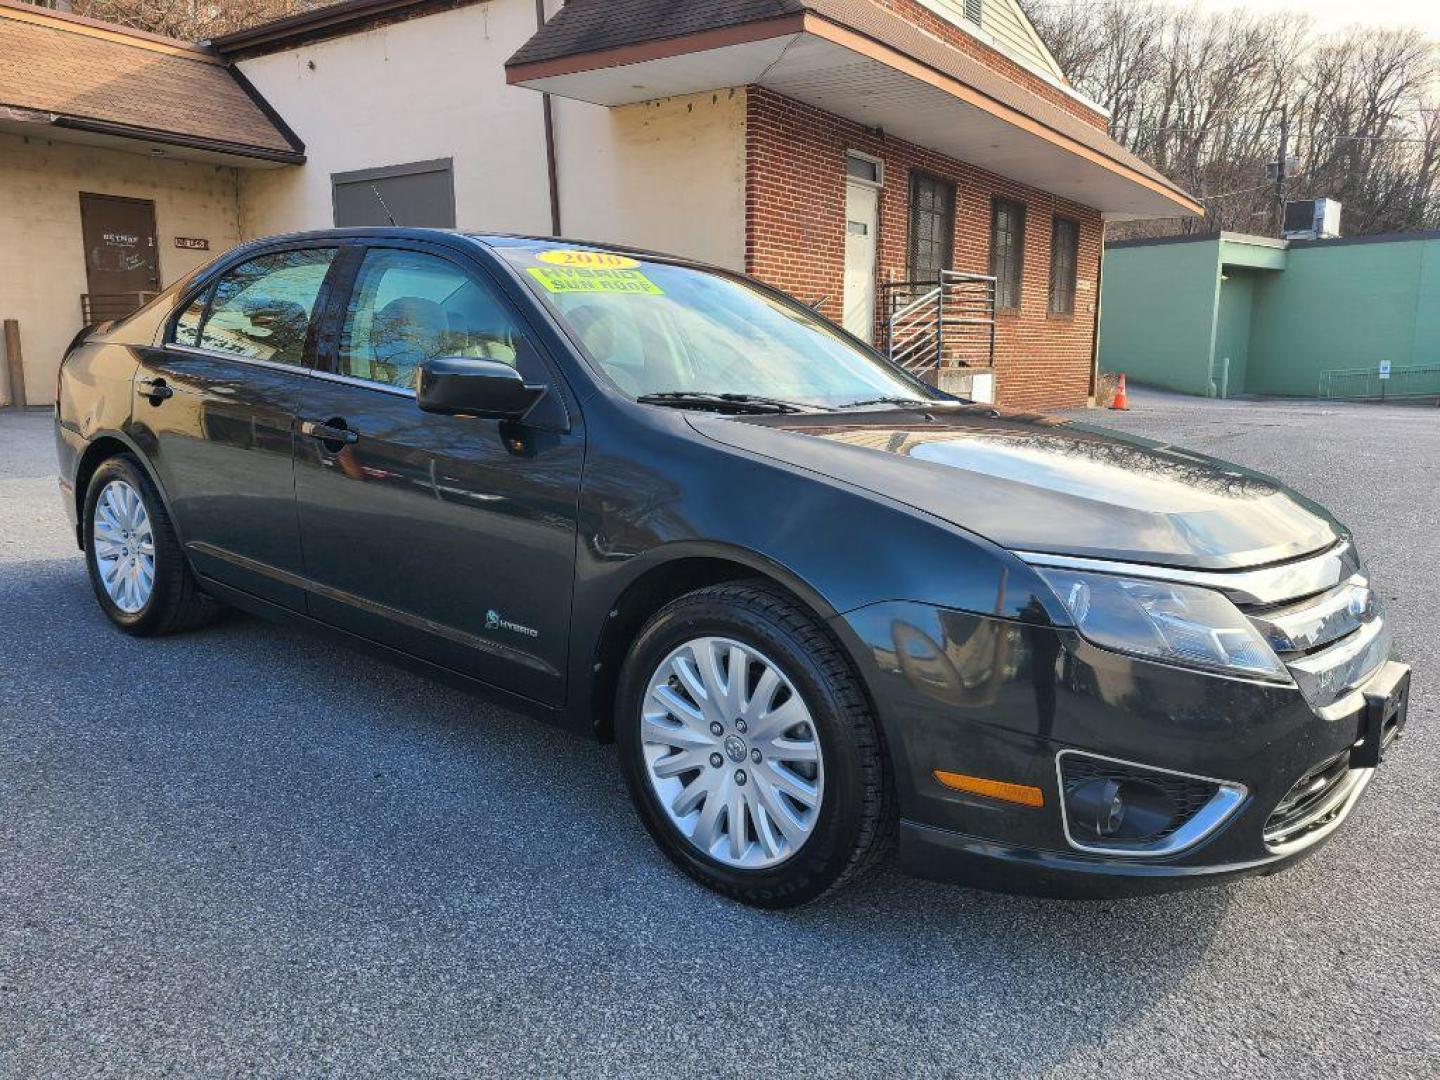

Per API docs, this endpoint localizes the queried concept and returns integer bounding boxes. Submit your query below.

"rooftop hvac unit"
[1283,198,1341,240]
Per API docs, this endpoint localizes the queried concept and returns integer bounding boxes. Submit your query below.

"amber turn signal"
[933,770,1044,807]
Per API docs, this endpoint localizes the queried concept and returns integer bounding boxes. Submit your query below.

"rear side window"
[337,248,535,391]
[172,248,335,366]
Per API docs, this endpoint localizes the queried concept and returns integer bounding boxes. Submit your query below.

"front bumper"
[833,600,1411,899]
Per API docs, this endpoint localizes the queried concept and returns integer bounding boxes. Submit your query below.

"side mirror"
[417,357,547,420]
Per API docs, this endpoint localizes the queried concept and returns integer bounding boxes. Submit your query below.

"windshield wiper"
[635,391,813,415]
[834,396,953,410]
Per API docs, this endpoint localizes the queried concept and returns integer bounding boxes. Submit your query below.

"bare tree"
[1025,1,1440,238]
[22,0,322,40]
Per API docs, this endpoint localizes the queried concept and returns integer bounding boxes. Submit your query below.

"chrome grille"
[1230,543,1388,710]
[1264,747,1354,843]
[1265,686,1402,851]
[1247,577,1375,654]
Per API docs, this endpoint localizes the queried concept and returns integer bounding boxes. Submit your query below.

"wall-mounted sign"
[174,236,209,250]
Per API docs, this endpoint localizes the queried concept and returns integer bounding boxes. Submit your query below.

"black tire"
[83,454,221,636]
[616,581,895,907]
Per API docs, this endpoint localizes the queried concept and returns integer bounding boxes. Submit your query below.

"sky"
[1195,0,1440,37]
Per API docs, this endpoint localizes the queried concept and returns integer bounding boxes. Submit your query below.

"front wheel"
[616,582,895,907]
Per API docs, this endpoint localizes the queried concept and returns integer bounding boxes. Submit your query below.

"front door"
[136,244,341,611]
[292,244,582,705]
[79,193,160,318]
[843,179,879,342]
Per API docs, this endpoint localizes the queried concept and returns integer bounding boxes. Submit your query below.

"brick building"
[505,0,1201,408]
[2,0,1198,410]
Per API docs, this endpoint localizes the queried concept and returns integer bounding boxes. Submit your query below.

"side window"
[338,249,533,392]
[175,248,335,365]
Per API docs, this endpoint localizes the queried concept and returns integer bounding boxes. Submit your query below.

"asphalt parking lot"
[2,389,1437,1078]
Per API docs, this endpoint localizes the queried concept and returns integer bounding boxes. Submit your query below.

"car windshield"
[493,242,940,410]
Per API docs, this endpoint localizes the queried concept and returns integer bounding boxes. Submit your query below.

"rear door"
[290,242,583,705]
[135,243,342,609]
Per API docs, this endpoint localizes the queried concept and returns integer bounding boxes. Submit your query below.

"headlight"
[1037,569,1289,681]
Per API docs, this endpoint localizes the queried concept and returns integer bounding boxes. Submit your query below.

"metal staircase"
[880,271,997,382]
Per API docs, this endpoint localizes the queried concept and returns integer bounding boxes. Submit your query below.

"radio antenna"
[370,183,398,226]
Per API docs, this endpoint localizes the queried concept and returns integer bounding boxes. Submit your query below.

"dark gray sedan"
[54,229,1410,906]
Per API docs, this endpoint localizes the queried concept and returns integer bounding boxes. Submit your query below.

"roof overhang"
[0,105,302,167]
[507,12,1201,221]
[1218,231,1287,271]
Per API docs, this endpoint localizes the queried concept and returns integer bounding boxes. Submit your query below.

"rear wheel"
[616,581,894,907]
[83,455,220,636]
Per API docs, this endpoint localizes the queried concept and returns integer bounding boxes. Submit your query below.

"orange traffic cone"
[1110,373,1130,410]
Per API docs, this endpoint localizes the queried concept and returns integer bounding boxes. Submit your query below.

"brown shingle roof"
[0,0,302,161]
[505,0,1190,204]
[506,0,806,66]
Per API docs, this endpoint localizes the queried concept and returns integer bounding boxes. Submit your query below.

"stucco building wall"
[553,88,748,272]
[235,2,553,238]
[0,132,241,405]
[236,2,748,272]
[1245,238,1440,397]
[1097,238,1222,397]
[1101,233,1440,399]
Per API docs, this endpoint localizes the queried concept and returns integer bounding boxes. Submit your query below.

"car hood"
[687,406,1342,570]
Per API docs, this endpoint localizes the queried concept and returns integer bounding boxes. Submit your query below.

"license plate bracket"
[1354,662,1410,769]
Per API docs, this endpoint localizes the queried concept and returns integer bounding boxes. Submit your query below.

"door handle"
[137,376,174,403]
[300,418,359,446]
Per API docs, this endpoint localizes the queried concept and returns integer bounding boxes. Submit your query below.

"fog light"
[1065,777,1177,844]
[1056,750,1247,857]
[1098,779,1126,836]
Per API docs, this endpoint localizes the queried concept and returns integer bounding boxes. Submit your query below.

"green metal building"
[1099,231,1440,399]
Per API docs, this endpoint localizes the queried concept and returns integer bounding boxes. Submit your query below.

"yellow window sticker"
[527,266,664,295]
[536,250,640,270]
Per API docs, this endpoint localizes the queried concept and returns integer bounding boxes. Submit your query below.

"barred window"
[908,172,956,283]
[989,198,1026,310]
[1049,217,1079,316]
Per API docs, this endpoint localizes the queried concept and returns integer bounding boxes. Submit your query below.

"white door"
[843,179,878,341]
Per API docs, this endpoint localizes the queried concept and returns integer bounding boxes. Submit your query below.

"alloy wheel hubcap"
[640,636,824,869]
[92,479,155,614]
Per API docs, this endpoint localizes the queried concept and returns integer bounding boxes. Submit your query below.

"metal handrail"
[880,271,997,378]
[889,285,941,324]
[1319,363,1440,401]
[81,292,158,324]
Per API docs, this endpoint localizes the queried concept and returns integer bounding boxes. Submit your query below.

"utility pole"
[1272,103,1290,237]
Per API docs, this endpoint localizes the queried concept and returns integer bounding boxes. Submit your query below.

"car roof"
[239,227,716,272]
